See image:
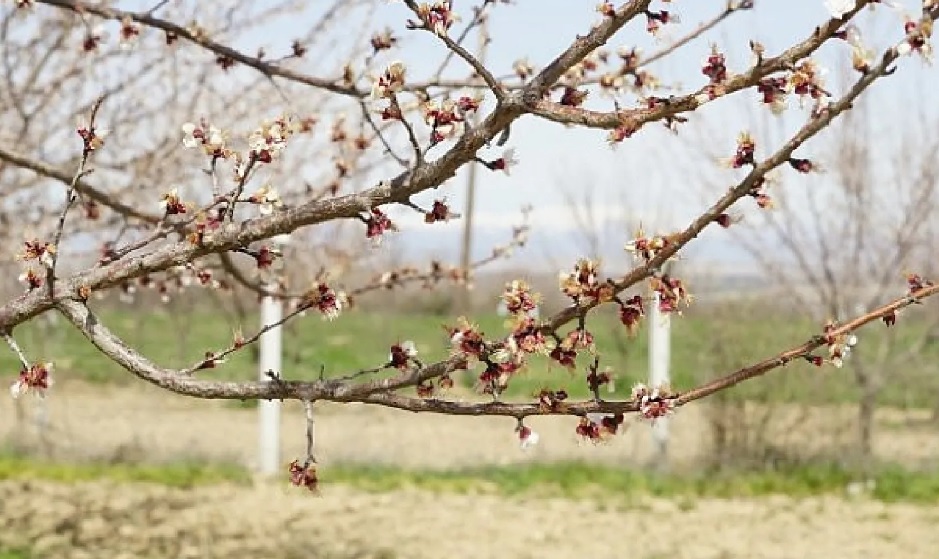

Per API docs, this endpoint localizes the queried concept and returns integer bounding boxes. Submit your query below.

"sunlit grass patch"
[0,453,250,488]
[326,461,939,504]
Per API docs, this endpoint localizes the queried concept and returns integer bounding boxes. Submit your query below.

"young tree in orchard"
[692,91,939,459]
[3,0,938,491]
[0,0,383,312]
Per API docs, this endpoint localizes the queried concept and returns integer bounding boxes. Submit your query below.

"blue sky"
[125,1,938,275]
[310,1,936,273]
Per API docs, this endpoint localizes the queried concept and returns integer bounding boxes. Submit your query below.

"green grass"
[0,454,250,488]
[328,461,939,503]
[2,452,937,503]
[5,298,939,407]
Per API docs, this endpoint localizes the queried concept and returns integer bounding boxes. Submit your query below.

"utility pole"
[457,16,490,315]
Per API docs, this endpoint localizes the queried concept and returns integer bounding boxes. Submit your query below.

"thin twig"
[181,302,307,375]
[528,1,876,129]
[48,95,106,296]
[36,0,366,98]
[389,93,424,165]
[430,1,493,79]
[219,215,529,301]
[2,332,30,369]
[303,399,316,463]
[541,24,916,334]
[0,146,160,224]
[208,155,222,200]
[358,99,408,166]
[357,284,939,418]
[19,0,929,420]
[638,3,742,67]
[144,0,170,15]
[403,0,505,101]
[227,153,259,221]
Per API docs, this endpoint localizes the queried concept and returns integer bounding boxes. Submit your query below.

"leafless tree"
[691,67,939,459]
[2,0,939,489]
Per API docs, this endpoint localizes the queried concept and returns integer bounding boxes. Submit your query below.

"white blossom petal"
[824,0,857,19]
[520,430,539,450]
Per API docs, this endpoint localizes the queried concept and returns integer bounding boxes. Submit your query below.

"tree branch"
[53,285,939,420]
[34,0,366,98]
[525,0,653,101]
[402,0,505,101]
[527,0,875,129]
[0,0,653,331]
[0,146,160,224]
[542,26,922,333]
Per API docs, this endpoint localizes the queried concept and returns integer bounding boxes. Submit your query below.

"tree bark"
[854,363,877,462]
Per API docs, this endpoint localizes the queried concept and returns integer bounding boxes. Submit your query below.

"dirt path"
[4,381,938,471]
[3,383,939,558]
[2,479,937,559]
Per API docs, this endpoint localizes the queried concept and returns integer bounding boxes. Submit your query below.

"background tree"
[1,0,938,490]
[688,69,939,460]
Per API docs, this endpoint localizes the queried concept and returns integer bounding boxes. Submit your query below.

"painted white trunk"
[258,291,282,476]
[649,292,671,462]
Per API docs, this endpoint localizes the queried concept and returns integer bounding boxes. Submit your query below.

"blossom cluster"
[297,281,348,321]
[10,0,938,499]
[10,362,53,399]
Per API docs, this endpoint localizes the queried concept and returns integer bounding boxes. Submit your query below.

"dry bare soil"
[2,382,939,559]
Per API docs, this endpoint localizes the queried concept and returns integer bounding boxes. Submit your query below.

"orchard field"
[3,305,939,558]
